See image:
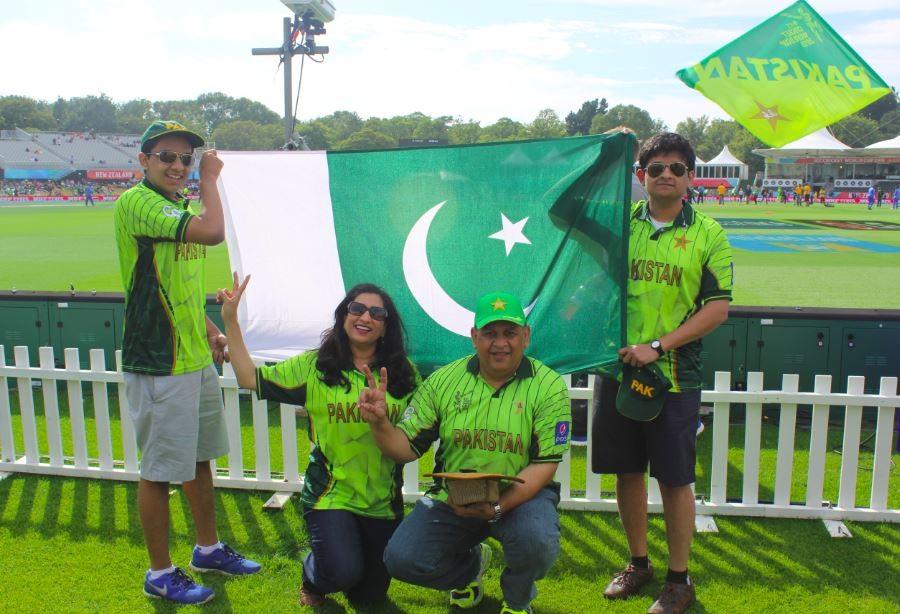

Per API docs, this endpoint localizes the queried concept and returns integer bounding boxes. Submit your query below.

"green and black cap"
[140,120,205,153]
[615,362,672,421]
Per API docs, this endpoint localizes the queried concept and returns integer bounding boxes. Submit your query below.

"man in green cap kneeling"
[359,292,571,614]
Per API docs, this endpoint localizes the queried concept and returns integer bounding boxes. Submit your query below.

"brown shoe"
[647,579,695,614]
[299,584,326,607]
[603,563,654,599]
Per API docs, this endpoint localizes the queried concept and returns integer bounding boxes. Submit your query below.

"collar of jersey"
[633,200,695,227]
[141,178,187,206]
[466,355,534,380]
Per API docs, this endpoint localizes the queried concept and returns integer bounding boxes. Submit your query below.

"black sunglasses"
[347,301,388,321]
[645,161,688,178]
[148,150,194,167]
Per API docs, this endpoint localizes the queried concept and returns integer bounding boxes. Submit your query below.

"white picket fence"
[1,345,897,524]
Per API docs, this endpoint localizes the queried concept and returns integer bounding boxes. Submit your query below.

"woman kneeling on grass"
[218,273,420,607]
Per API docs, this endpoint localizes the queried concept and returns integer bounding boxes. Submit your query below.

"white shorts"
[124,364,229,483]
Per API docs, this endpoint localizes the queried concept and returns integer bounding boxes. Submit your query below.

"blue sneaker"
[143,567,215,604]
[190,543,262,576]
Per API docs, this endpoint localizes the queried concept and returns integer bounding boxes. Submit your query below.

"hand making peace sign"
[217,271,251,323]
[359,364,389,424]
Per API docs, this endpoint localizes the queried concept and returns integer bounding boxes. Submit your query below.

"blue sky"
[1,0,897,130]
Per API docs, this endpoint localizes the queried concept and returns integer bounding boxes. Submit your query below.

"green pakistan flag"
[327,133,634,374]
[677,0,890,147]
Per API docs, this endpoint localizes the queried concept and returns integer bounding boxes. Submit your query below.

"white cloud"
[845,18,900,47]
[0,2,895,136]
[562,0,900,17]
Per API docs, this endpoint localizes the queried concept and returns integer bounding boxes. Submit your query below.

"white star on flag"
[489,213,532,256]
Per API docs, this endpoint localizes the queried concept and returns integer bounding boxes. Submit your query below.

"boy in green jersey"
[593,133,732,614]
[116,121,260,605]
[361,292,571,614]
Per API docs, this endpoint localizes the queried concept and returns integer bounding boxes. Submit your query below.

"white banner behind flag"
[217,151,344,361]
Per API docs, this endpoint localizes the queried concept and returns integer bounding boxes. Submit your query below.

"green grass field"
[2,201,899,308]
[1,389,898,613]
[2,201,899,612]
[2,475,897,613]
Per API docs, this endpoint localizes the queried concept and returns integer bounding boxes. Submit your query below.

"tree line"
[1,91,896,176]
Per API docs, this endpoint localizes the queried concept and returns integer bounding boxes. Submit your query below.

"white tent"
[696,145,748,181]
[706,145,745,165]
[866,135,900,149]
[774,128,849,151]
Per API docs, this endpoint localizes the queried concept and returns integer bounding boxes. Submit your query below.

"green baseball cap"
[615,362,672,421]
[140,120,205,153]
[474,292,526,329]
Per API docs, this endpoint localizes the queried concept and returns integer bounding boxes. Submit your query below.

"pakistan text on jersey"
[174,243,207,261]
[327,401,402,424]
[451,429,526,456]
[630,259,684,286]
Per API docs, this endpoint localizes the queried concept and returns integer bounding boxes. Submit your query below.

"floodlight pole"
[252,17,298,147]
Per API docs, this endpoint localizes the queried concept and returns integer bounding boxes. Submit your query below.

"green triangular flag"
[676,0,890,147]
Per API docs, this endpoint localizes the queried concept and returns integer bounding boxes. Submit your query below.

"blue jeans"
[303,509,401,603]
[383,487,561,610]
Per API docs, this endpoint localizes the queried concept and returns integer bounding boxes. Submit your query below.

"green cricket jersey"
[114,179,211,376]
[396,355,571,503]
[627,201,733,391]
[256,351,419,519]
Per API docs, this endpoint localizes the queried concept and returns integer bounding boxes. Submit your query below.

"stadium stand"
[0,129,210,199]
[0,129,141,172]
[0,136,69,168]
[32,132,138,167]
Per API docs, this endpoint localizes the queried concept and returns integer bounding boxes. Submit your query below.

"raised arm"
[217,272,256,390]
[359,365,418,464]
[183,150,225,245]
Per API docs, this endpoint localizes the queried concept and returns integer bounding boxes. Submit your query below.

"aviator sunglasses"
[347,301,389,321]
[148,150,194,167]
[644,161,688,178]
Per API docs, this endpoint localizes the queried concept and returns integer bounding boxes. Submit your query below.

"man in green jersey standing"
[115,121,260,605]
[593,132,732,614]
[360,292,571,614]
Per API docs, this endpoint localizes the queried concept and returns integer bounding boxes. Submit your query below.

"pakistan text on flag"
[677,0,890,147]
[217,133,634,375]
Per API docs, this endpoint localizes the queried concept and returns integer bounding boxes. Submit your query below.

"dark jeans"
[303,509,401,603]
[383,487,561,610]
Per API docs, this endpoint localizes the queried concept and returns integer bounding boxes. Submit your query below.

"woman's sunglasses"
[148,150,194,167]
[347,301,388,321]
[644,161,688,178]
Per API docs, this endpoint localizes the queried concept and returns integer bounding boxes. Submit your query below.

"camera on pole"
[252,1,336,149]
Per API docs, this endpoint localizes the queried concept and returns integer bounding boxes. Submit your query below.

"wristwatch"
[650,339,665,356]
[488,502,503,523]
